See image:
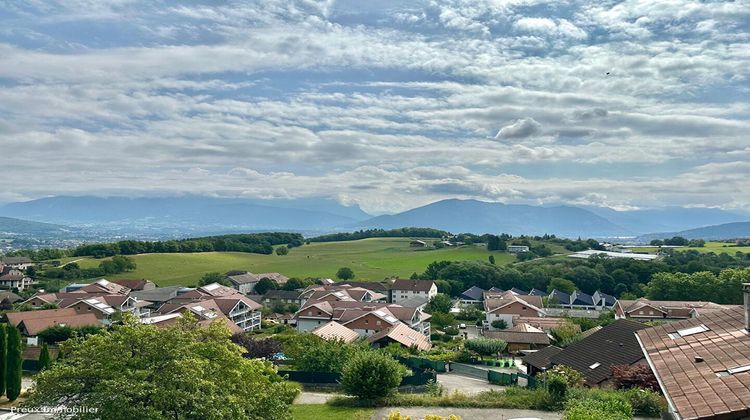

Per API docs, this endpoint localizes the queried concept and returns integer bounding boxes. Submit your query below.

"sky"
[1,0,749,214]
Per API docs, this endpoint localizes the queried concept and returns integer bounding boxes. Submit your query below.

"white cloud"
[495,118,543,139]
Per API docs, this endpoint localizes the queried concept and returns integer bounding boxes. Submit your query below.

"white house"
[390,279,438,304]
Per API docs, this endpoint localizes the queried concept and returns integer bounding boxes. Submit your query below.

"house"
[160,285,263,332]
[0,257,33,270]
[226,272,261,294]
[547,289,615,310]
[6,308,102,345]
[484,291,545,329]
[111,279,156,291]
[512,316,578,333]
[529,288,547,297]
[547,319,649,387]
[0,266,33,291]
[613,297,734,322]
[295,299,431,337]
[508,245,530,253]
[635,285,750,420]
[409,240,427,248]
[368,322,432,351]
[130,286,184,308]
[522,345,563,376]
[0,290,22,304]
[262,290,303,307]
[485,323,551,353]
[459,286,485,304]
[78,279,130,295]
[257,272,289,286]
[390,279,437,304]
[311,321,359,343]
[299,285,388,306]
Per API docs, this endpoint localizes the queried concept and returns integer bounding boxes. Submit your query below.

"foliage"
[40,255,137,281]
[464,338,506,357]
[0,324,5,395]
[550,321,582,347]
[539,365,585,388]
[254,277,278,295]
[491,319,508,329]
[545,375,568,407]
[340,351,407,400]
[547,277,577,294]
[336,267,355,280]
[620,388,666,417]
[38,343,52,370]
[610,364,660,392]
[25,314,299,419]
[285,334,360,373]
[5,325,22,401]
[426,293,453,314]
[563,397,631,420]
[71,233,304,257]
[308,228,449,242]
[430,313,455,330]
[486,235,507,252]
[230,335,282,360]
[275,246,289,256]
[282,277,315,291]
[198,271,231,287]
[456,304,483,321]
[647,268,750,304]
[37,324,102,345]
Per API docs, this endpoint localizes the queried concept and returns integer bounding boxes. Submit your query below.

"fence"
[278,369,436,387]
[487,370,518,386]
[448,362,492,380]
[396,356,447,373]
[448,362,521,386]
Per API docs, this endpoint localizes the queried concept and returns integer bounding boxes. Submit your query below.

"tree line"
[307,227,449,242]
[70,232,304,258]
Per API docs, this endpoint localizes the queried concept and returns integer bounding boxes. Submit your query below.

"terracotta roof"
[485,324,551,345]
[522,345,563,370]
[549,319,648,386]
[257,273,289,285]
[19,313,100,335]
[485,291,545,314]
[6,308,78,327]
[513,316,575,332]
[368,323,432,351]
[111,279,150,290]
[636,305,750,420]
[391,279,435,292]
[80,279,129,295]
[311,321,359,343]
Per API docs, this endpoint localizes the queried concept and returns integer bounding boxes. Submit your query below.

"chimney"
[744,283,750,332]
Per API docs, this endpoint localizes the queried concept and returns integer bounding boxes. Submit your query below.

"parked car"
[459,323,467,329]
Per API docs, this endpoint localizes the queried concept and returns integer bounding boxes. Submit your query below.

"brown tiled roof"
[19,313,100,335]
[636,305,750,420]
[226,272,260,285]
[311,321,359,343]
[485,291,544,314]
[549,319,648,386]
[0,267,26,281]
[368,323,432,351]
[111,279,150,290]
[513,316,575,332]
[6,308,78,327]
[197,283,241,297]
[257,273,289,285]
[616,298,734,319]
[23,346,60,361]
[80,279,130,295]
[522,345,563,370]
[485,325,551,345]
[391,279,435,292]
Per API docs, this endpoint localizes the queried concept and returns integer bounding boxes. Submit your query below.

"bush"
[443,326,459,336]
[563,398,631,420]
[491,319,508,329]
[464,338,506,357]
[284,334,360,373]
[340,351,406,400]
[611,364,660,392]
[545,376,568,409]
[622,388,666,417]
[538,365,585,388]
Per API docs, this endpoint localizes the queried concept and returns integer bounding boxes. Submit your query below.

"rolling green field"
[68,237,516,286]
[627,241,750,254]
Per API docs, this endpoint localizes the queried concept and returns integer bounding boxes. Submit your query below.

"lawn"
[627,241,750,254]
[291,404,373,420]
[66,238,516,286]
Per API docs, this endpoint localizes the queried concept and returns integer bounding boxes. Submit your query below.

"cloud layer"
[0,0,749,213]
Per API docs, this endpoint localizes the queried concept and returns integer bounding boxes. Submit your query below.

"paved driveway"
[373,407,561,420]
[437,372,505,395]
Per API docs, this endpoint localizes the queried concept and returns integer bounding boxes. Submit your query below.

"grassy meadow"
[67,237,516,286]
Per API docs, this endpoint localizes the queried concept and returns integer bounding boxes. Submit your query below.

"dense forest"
[419,250,750,304]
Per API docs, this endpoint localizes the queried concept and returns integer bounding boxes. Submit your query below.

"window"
[589,362,601,369]
[668,324,710,339]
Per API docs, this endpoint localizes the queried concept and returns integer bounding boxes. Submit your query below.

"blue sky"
[0,0,749,213]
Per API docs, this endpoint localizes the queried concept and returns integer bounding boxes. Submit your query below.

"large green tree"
[24,315,299,419]
[198,272,232,287]
[38,343,52,371]
[340,351,406,400]
[336,267,355,280]
[0,324,6,396]
[5,325,22,401]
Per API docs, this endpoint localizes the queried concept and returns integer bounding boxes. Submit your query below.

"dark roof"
[263,290,301,300]
[391,279,434,292]
[529,288,547,296]
[130,286,183,303]
[549,290,570,305]
[460,286,485,301]
[335,281,390,293]
[0,291,22,303]
[597,292,617,306]
[485,330,550,345]
[549,319,647,386]
[510,287,528,295]
[571,291,595,306]
[636,305,750,420]
[523,345,563,370]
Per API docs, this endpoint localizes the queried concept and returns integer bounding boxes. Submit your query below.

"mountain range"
[0,196,748,241]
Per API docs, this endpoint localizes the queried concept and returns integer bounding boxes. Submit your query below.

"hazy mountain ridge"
[637,221,750,241]
[0,216,77,237]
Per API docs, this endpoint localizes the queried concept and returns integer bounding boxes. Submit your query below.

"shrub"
[622,388,666,417]
[538,365,585,387]
[545,376,568,409]
[340,351,406,400]
[285,334,360,373]
[611,364,660,392]
[443,326,459,336]
[464,338,506,357]
[230,335,282,359]
[563,398,631,420]
[491,319,508,329]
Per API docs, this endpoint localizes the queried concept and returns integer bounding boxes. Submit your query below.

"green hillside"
[69,237,517,286]
[627,241,750,254]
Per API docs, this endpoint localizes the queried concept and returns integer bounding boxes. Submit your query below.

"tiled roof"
[616,298,733,319]
[19,313,100,335]
[6,308,78,327]
[514,316,578,333]
[257,273,289,285]
[485,325,551,345]
[368,323,432,351]
[460,286,485,301]
[111,279,150,290]
[391,279,435,292]
[311,321,359,343]
[636,305,750,420]
[263,290,302,300]
[484,291,544,314]
[549,319,648,386]
[226,272,260,285]
[522,345,563,370]
[80,279,130,295]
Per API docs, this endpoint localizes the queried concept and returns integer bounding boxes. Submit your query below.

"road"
[437,372,505,394]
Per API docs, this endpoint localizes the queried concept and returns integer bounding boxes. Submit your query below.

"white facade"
[228,301,262,331]
[391,284,437,304]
